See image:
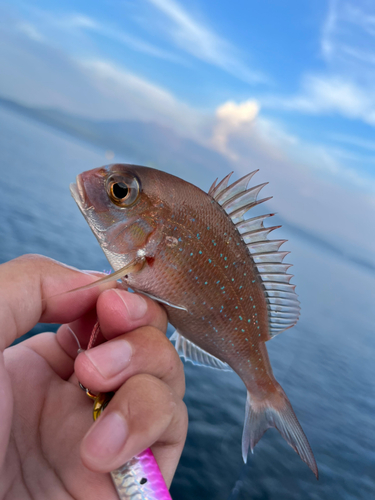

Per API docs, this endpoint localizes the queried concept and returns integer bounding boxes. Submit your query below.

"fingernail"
[83,412,128,462]
[114,289,148,320]
[85,340,132,378]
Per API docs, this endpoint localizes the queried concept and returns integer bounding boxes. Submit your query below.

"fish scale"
[70,164,318,484]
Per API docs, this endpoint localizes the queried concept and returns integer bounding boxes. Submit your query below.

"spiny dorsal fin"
[210,172,300,338]
[170,331,232,371]
[208,177,218,196]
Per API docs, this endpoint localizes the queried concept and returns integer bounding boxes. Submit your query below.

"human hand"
[0,255,187,499]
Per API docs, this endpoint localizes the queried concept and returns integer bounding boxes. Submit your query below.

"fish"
[70,163,318,479]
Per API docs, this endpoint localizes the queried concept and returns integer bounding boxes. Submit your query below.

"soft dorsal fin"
[210,172,300,338]
[170,331,232,371]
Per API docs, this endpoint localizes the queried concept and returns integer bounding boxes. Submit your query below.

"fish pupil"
[112,182,129,200]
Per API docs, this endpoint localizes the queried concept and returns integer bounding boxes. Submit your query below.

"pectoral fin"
[132,289,188,311]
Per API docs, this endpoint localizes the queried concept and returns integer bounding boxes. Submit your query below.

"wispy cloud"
[321,0,337,59]
[263,74,375,124]
[144,0,267,83]
[80,59,205,134]
[9,6,184,64]
[61,13,185,63]
[320,0,375,69]
[329,132,375,152]
[261,1,375,126]
[17,22,45,42]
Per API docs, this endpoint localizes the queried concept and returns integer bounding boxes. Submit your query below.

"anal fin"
[170,331,231,371]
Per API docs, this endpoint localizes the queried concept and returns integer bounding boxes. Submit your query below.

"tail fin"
[242,385,318,479]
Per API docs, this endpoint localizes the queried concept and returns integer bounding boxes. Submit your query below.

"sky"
[0,0,375,258]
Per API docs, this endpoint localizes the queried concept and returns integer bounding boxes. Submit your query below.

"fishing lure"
[92,392,172,500]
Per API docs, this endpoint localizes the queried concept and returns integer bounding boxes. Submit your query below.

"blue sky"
[1,0,375,196]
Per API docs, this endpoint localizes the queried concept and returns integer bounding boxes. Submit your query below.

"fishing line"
[67,325,85,354]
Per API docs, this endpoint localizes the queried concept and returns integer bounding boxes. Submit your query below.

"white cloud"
[144,0,267,83]
[212,100,260,159]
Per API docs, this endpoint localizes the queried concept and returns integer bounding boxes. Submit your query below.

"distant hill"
[0,96,230,187]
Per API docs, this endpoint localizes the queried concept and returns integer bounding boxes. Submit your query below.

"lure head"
[70,164,168,270]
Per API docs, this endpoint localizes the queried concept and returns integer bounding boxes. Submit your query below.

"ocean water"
[1,105,374,499]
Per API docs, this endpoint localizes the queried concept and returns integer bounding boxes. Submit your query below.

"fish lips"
[70,175,87,210]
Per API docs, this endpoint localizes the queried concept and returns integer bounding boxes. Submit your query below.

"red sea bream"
[70,164,318,479]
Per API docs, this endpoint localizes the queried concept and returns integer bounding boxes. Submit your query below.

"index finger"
[0,254,115,350]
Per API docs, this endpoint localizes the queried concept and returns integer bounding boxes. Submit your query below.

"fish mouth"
[70,175,87,209]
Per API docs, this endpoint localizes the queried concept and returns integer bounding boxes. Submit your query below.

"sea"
[0,105,374,499]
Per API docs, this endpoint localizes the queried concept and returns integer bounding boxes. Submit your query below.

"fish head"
[70,164,166,269]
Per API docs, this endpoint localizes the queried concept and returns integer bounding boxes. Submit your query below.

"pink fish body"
[71,164,318,481]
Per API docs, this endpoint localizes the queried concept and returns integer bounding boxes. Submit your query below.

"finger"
[97,289,168,339]
[19,332,75,380]
[0,254,115,350]
[80,374,188,486]
[75,326,185,397]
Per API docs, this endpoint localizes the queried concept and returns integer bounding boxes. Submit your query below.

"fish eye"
[111,182,128,200]
[106,173,140,207]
